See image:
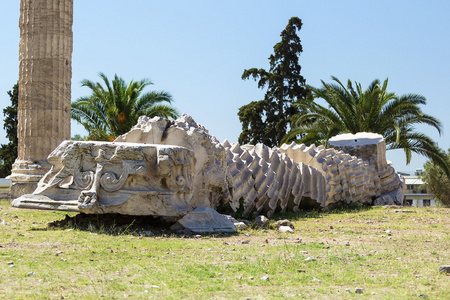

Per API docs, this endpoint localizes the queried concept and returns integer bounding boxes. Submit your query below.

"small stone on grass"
[279,226,294,233]
[439,265,450,274]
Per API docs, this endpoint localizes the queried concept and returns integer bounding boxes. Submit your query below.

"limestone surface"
[11,0,74,197]
[12,141,195,217]
[174,206,237,233]
[12,115,405,219]
[279,139,404,207]
[223,141,326,217]
[115,114,231,211]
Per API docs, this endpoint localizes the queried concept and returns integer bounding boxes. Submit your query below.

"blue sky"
[1,1,449,174]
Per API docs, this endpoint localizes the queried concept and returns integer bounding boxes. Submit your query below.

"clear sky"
[1,0,449,175]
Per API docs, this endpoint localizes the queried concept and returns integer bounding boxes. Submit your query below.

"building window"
[423,199,431,207]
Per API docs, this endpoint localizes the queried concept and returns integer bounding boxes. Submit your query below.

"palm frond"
[72,73,179,140]
[285,76,449,175]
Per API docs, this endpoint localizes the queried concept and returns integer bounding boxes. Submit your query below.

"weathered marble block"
[11,115,405,220]
[12,141,195,216]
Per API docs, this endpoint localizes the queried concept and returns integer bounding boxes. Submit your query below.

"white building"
[402,170,437,207]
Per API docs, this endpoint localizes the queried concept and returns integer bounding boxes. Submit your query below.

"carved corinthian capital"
[12,141,195,217]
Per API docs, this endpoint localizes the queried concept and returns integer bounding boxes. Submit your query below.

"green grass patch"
[0,199,449,299]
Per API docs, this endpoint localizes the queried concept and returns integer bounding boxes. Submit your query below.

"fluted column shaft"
[11,0,73,197]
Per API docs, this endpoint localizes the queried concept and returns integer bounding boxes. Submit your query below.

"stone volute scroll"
[12,141,196,217]
[12,115,405,219]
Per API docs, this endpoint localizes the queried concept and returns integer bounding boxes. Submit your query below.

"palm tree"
[71,73,179,141]
[284,76,450,175]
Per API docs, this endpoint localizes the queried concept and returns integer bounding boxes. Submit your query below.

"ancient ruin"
[12,115,405,218]
[13,141,195,217]
[10,0,73,197]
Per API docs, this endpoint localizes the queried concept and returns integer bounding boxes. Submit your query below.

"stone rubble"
[439,265,450,274]
[255,215,270,228]
[12,114,405,230]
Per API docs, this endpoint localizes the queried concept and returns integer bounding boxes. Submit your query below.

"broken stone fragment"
[223,215,239,224]
[278,226,294,233]
[274,219,294,229]
[174,207,236,233]
[11,115,405,219]
[439,265,450,274]
[255,215,270,228]
[234,222,248,229]
[12,141,195,217]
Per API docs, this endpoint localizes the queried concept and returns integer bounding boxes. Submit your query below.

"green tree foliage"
[0,84,18,177]
[71,73,179,141]
[422,149,450,207]
[238,17,308,147]
[285,76,450,176]
[71,134,88,141]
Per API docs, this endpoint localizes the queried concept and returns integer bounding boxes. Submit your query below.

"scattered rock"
[223,215,239,224]
[260,275,269,281]
[304,256,316,261]
[385,229,392,235]
[176,207,237,233]
[279,226,294,233]
[139,230,153,237]
[240,219,250,225]
[241,240,250,244]
[27,272,35,277]
[255,215,269,228]
[234,222,248,229]
[355,287,363,294]
[274,219,294,229]
[55,251,63,256]
[439,265,450,274]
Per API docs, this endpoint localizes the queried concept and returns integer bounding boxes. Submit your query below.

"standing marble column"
[10,0,73,197]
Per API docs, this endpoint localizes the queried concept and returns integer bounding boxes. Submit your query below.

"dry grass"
[1,200,449,299]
